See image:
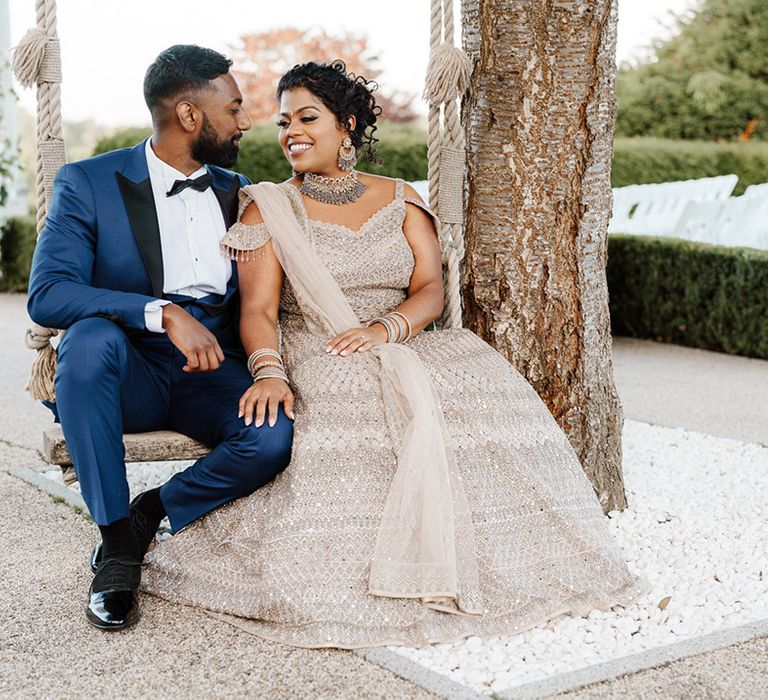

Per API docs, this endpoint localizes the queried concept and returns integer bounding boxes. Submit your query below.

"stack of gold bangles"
[247,348,289,385]
[367,310,413,343]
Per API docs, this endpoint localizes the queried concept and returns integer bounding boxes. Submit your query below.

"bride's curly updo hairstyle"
[277,60,382,163]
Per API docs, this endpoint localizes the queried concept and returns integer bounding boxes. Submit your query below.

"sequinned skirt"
[142,328,649,649]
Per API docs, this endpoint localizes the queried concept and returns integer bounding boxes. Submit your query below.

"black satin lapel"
[212,176,241,229]
[116,172,164,297]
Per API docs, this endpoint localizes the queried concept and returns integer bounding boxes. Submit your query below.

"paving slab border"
[496,618,768,698]
[12,466,87,512]
[354,648,482,700]
[11,466,768,700]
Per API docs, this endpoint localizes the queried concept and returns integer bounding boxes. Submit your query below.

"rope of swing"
[11,0,65,402]
[423,0,471,329]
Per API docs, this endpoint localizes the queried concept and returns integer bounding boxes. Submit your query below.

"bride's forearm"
[328,282,443,355]
[239,309,281,359]
[395,281,445,335]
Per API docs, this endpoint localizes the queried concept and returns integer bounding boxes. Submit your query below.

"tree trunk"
[460,0,627,511]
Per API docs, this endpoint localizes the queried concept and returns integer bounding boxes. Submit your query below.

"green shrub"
[92,127,152,155]
[92,122,428,183]
[608,234,768,359]
[613,138,768,195]
[0,215,37,292]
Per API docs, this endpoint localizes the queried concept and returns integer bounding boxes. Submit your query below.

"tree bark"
[461,0,627,511]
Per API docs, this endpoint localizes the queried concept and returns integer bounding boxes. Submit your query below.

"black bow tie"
[166,173,213,197]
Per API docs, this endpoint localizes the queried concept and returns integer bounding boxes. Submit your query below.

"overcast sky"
[6,0,698,127]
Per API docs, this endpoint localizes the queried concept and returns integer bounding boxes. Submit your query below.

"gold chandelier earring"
[337,135,357,171]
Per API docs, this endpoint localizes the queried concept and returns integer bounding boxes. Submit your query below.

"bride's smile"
[277,86,357,178]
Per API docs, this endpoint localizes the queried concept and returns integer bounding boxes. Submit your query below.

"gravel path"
[555,636,768,699]
[0,463,435,699]
[612,337,768,445]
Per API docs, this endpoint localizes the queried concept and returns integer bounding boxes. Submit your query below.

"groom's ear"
[176,100,198,133]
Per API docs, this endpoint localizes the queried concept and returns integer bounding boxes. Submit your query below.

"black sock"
[99,518,140,561]
[134,487,166,523]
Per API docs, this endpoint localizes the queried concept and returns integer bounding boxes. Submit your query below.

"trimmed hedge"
[93,131,768,196]
[608,234,768,359]
[612,138,768,196]
[0,215,37,292]
[92,123,427,183]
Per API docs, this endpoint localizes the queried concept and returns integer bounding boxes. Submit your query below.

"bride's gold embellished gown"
[142,179,647,649]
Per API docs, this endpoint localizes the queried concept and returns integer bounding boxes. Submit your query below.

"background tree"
[231,27,417,123]
[0,59,20,207]
[616,0,768,142]
[461,0,627,511]
[0,107,17,208]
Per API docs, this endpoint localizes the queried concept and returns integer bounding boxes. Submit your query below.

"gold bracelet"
[389,311,413,341]
[253,360,284,372]
[248,348,283,377]
[368,317,396,342]
[253,369,289,384]
[387,312,408,343]
[387,313,405,342]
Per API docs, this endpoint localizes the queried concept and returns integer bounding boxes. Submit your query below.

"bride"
[143,60,648,648]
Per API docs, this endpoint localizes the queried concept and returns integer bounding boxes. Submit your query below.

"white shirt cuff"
[144,299,172,333]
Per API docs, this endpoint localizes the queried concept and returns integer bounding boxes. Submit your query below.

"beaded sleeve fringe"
[220,221,271,262]
[219,188,272,262]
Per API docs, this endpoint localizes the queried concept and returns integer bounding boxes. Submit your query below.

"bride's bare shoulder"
[357,173,399,194]
[240,178,302,224]
[240,201,264,225]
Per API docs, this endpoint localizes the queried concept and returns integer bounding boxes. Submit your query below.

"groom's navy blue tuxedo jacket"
[27,139,249,337]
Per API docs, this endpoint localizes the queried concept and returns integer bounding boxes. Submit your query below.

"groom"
[27,45,293,630]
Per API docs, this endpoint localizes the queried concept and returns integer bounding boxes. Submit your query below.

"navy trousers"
[52,305,293,532]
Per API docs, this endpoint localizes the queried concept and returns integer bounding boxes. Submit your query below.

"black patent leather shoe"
[89,542,102,574]
[90,492,164,573]
[86,558,141,631]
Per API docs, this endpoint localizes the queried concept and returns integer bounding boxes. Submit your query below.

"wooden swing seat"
[43,424,209,485]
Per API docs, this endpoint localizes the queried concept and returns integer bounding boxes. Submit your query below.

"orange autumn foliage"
[231,27,417,123]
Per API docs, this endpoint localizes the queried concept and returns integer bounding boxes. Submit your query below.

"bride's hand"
[238,378,295,427]
[327,325,388,356]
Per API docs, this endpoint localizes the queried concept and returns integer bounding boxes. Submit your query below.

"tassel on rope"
[423,43,471,105]
[10,28,54,87]
[24,324,59,402]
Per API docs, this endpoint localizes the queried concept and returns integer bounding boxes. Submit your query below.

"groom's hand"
[162,304,225,372]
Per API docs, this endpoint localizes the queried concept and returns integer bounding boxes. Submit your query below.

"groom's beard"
[191,114,241,168]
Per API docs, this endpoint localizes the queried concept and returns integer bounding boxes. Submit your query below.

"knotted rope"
[11,0,66,401]
[423,0,470,329]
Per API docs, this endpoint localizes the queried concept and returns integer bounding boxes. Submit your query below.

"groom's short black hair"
[144,44,233,115]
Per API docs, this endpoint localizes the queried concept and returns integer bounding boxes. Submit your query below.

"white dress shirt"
[143,138,232,332]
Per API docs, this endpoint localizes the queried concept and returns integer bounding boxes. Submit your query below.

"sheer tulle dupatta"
[248,182,482,616]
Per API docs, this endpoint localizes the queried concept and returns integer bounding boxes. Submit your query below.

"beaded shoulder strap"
[397,179,442,250]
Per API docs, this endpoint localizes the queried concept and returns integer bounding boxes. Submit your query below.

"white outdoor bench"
[609,174,739,236]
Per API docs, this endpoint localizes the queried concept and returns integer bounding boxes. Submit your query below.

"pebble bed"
[392,419,768,693]
[44,419,768,693]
